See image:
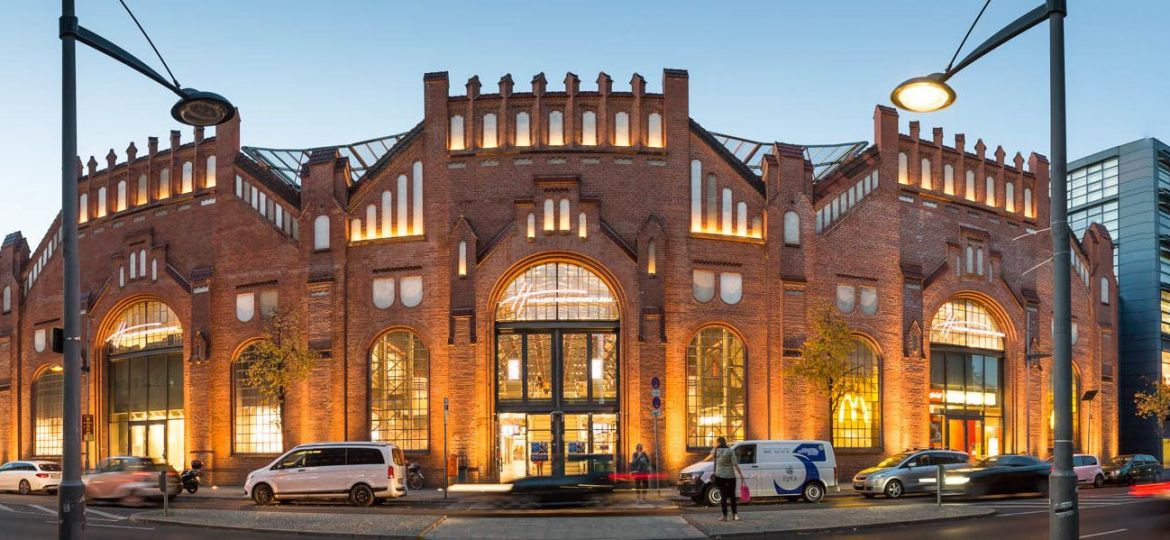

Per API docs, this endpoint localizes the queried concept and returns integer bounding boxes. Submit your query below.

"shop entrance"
[928,299,1006,458]
[493,262,620,482]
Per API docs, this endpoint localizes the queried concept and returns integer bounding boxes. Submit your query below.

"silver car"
[852,450,970,499]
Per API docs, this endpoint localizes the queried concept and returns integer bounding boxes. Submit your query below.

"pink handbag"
[739,481,751,503]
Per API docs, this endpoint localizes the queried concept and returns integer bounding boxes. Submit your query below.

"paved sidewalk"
[132,504,994,538]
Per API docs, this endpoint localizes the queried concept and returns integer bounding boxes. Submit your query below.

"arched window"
[33,368,64,456]
[370,330,430,450]
[457,241,468,276]
[613,111,630,146]
[736,202,747,236]
[159,168,170,199]
[690,160,702,232]
[548,110,564,146]
[482,113,498,148]
[720,272,743,304]
[78,193,88,223]
[721,188,733,235]
[515,111,531,147]
[137,174,148,204]
[206,155,217,187]
[559,199,570,231]
[313,215,330,251]
[1005,182,1016,212]
[784,211,800,246]
[116,180,127,211]
[181,161,193,193]
[2,285,10,313]
[381,191,393,238]
[449,115,465,150]
[834,340,881,448]
[646,240,657,276]
[526,213,536,239]
[944,164,955,195]
[692,270,715,303]
[366,204,377,239]
[985,177,996,206]
[96,187,107,218]
[930,298,1004,350]
[920,158,932,189]
[965,170,976,201]
[898,152,908,184]
[233,344,282,454]
[686,326,746,448]
[647,112,663,148]
[581,111,597,145]
[1024,188,1034,218]
[497,262,617,321]
[543,199,555,231]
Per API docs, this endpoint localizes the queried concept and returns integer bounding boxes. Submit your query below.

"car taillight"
[387,465,394,479]
[36,473,49,478]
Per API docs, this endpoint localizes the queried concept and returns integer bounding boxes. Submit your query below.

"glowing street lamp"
[889,74,956,113]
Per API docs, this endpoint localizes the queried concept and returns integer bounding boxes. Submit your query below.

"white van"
[677,440,837,505]
[244,442,407,506]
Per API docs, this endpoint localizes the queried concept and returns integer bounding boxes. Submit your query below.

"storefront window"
[929,298,1005,457]
[370,330,429,451]
[833,340,880,449]
[686,326,746,449]
[33,369,64,456]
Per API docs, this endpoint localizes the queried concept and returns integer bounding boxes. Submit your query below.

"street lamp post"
[58,1,233,537]
[889,1,1077,539]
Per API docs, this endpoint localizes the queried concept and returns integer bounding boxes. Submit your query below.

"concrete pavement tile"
[424,516,706,539]
[687,505,995,535]
[132,508,441,537]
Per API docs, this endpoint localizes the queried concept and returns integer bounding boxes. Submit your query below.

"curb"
[129,512,426,539]
[681,507,998,538]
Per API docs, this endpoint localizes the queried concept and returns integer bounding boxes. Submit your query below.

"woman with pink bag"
[709,436,746,521]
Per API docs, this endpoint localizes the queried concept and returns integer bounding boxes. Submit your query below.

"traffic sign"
[650,409,662,418]
[650,388,661,398]
[651,397,661,410]
[650,377,660,389]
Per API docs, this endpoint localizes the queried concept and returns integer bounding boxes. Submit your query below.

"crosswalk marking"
[29,504,56,515]
[85,507,126,520]
[0,503,12,513]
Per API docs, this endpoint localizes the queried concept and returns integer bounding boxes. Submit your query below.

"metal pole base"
[1048,469,1078,539]
[57,481,86,539]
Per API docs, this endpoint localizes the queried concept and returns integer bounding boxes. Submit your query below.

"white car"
[244,442,407,506]
[0,460,61,495]
[1073,454,1106,488]
[677,440,838,505]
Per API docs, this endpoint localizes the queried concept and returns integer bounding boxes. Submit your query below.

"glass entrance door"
[945,415,984,456]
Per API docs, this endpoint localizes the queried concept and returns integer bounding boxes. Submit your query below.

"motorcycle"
[407,462,424,491]
[180,459,203,494]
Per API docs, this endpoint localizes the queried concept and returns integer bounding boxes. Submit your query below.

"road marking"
[0,503,11,512]
[85,507,126,520]
[41,521,153,530]
[29,504,56,515]
[998,510,1049,517]
[1081,529,1127,539]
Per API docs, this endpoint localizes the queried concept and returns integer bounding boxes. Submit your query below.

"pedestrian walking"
[709,436,743,521]
[630,443,652,502]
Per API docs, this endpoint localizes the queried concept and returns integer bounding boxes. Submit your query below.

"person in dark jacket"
[630,443,652,502]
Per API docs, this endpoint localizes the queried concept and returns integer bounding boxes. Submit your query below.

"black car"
[509,455,616,504]
[1102,454,1162,485]
[947,454,1051,498]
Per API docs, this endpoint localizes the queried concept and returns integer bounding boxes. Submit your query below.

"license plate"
[50,474,61,479]
[853,482,864,489]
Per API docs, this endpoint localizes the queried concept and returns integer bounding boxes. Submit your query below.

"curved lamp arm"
[941,0,1065,81]
[59,16,185,99]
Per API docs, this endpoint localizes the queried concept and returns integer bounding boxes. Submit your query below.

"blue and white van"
[677,440,837,505]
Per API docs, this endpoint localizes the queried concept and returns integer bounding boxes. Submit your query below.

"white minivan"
[677,440,837,506]
[244,442,407,506]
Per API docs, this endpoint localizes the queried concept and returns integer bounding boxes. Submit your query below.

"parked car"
[678,440,837,506]
[82,457,179,506]
[852,449,970,499]
[946,454,1051,498]
[244,441,407,506]
[0,460,61,495]
[1049,454,1105,488]
[1102,454,1161,485]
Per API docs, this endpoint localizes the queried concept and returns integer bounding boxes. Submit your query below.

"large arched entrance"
[103,300,184,465]
[928,298,1006,457]
[493,261,619,482]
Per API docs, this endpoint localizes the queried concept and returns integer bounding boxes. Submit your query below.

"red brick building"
[0,69,1118,484]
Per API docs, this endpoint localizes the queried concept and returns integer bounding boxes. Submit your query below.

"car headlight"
[680,472,703,482]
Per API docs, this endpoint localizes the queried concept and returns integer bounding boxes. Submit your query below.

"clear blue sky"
[2,0,1167,246]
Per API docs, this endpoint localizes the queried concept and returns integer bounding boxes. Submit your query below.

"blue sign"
[650,377,660,389]
[793,443,827,462]
[651,397,661,409]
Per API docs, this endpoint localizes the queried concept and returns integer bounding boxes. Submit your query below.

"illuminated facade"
[0,70,1118,482]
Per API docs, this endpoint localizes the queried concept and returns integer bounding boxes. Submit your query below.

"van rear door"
[733,444,758,494]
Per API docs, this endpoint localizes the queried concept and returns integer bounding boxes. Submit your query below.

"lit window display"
[34,369,64,456]
[833,340,880,449]
[686,326,745,449]
[233,346,283,454]
[929,299,1004,457]
[930,298,1005,350]
[370,330,430,451]
[496,262,617,321]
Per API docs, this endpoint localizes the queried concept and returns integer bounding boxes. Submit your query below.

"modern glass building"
[1069,137,1170,467]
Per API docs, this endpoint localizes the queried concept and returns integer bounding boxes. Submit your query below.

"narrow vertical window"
[366,204,377,239]
[685,326,745,448]
[965,170,976,201]
[543,199,555,231]
[646,240,657,276]
[482,113,498,148]
[159,168,170,199]
[129,252,137,279]
[314,215,330,250]
[578,212,587,239]
[965,246,974,273]
[233,346,283,453]
[351,218,362,242]
[397,174,408,235]
[581,111,597,145]
[78,193,88,223]
[1024,188,1034,218]
[412,161,424,235]
[898,152,909,184]
[559,199,571,231]
[116,180,127,211]
[706,175,717,232]
[458,241,468,276]
[182,161,193,193]
[139,248,146,276]
[206,155,217,188]
[96,187,107,218]
[690,160,702,232]
[784,211,800,246]
[1100,277,1110,304]
[381,191,393,237]
[736,202,747,236]
[515,111,531,147]
[449,115,465,150]
[1005,182,1016,212]
[920,158,932,189]
[944,164,955,195]
[721,188,733,235]
[976,248,985,276]
[985,176,996,206]
[647,112,663,148]
[234,175,242,198]
[548,110,564,146]
[138,174,148,204]
[751,217,762,238]
[613,111,630,146]
[369,330,430,450]
[526,213,536,239]
[2,286,10,313]
[33,370,64,457]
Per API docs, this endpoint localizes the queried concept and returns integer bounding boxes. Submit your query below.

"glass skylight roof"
[242,132,411,186]
[709,132,868,180]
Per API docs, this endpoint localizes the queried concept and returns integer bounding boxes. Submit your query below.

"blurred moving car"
[1129,481,1170,499]
[0,460,61,495]
[852,449,970,499]
[946,454,1051,498]
[509,455,616,504]
[244,441,407,506]
[82,457,179,506]
[678,440,837,506]
[1102,454,1161,485]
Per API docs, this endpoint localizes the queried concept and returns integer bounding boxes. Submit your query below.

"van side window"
[392,447,406,466]
[734,444,756,465]
[276,450,308,469]
[347,448,385,465]
[306,448,346,468]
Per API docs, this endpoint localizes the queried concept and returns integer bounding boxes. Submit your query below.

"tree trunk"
[279,396,294,452]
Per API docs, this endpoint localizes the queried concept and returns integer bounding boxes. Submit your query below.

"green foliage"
[788,304,861,418]
[1134,379,1170,435]
[240,307,318,415]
